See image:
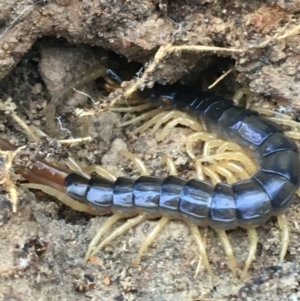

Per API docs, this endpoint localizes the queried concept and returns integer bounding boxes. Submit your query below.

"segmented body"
[2,57,300,278]
[65,83,300,229]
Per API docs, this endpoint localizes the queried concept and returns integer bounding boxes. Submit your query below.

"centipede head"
[138,83,189,108]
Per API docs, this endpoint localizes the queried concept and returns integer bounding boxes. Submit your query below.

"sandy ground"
[1,1,300,301]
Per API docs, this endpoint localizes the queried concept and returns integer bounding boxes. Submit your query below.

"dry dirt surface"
[1,1,300,301]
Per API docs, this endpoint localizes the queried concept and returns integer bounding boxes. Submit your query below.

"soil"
[1,1,300,301]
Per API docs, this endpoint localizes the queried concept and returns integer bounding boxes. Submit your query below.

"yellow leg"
[119,108,162,127]
[132,111,174,135]
[65,157,117,181]
[251,106,281,118]
[210,165,237,184]
[65,157,90,179]
[81,165,117,181]
[161,154,178,176]
[277,213,289,263]
[269,117,300,128]
[285,131,300,140]
[203,139,227,156]
[241,228,258,280]
[120,150,150,175]
[194,159,205,181]
[132,110,202,136]
[156,116,203,141]
[218,162,250,180]
[216,141,242,154]
[214,228,237,277]
[186,132,216,159]
[84,213,124,263]
[189,224,214,277]
[202,166,222,185]
[90,213,150,257]
[198,152,257,174]
[232,87,251,104]
[133,216,170,265]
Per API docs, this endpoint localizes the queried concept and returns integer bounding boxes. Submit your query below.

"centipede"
[1,55,300,281]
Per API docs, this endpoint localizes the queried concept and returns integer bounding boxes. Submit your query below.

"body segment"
[58,83,300,229]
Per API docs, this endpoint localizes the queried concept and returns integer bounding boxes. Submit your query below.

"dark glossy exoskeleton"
[3,77,299,278]
[65,83,300,229]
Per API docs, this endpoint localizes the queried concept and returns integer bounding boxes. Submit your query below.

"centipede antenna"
[120,150,150,175]
[111,103,152,112]
[189,224,214,277]
[90,213,150,256]
[84,213,123,263]
[214,228,237,277]
[133,216,170,265]
[161,154,178,176]
[277,214,289,263]
[242,228,258,280]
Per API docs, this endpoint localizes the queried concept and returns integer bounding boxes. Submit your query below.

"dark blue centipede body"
[65,83,300,230]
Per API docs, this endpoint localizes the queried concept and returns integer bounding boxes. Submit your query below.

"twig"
[0,1,45,40]
[208,68,233,89]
